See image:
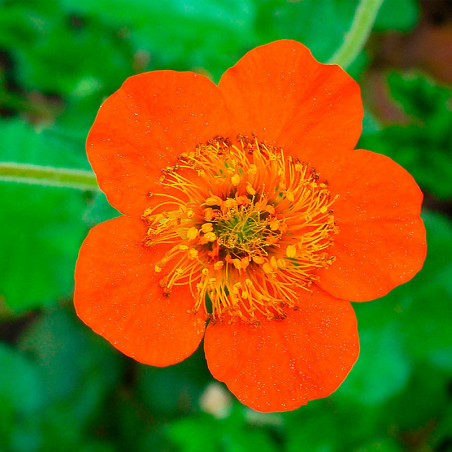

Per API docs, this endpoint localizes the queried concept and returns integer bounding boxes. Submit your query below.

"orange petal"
[87,71,234,216]
[204,289,359,412]
[219,40,362,156]
[318,217,426,302]
[316,149,426,301]
[319,149,423,221]
[74,216,207,366]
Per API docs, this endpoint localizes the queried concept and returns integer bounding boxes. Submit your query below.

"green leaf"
[0,341,45,414]
[253,0,359,62]
[18,306,123,448]
[336,211,452,407]
[19,306,122,408]
[0,341,45,452]
[387,71,452,119]
[136,347,211,417]
[0,1,134,98]
[0,120,89,312]
[168,407,279,452]
[350,212,452,374]
[284,399,384,451]
[388,364,452,432]
[374,0,419,32]
[355,438,403,452]
[169,415,222,452]
[360,73,452,199]
[388,212,452,367]
[59,0,257,82]
[333,324,411,406]
[286,410,338,452]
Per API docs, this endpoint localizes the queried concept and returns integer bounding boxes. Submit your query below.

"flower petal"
[87,71,234,216]
[74,216,206,366]
[219,40,363,155]
[318,217,426,302]
[204,289,359,412]
[316,149,427,301]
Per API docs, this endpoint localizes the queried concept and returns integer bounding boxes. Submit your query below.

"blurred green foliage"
[1,0,451,450]
[361,73,452,199]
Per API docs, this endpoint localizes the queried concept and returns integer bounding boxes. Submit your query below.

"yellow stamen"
[141,134,338,323]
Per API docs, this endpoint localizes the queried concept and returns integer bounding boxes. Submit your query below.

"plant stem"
[329,0,384,68]
[0,162,99,191]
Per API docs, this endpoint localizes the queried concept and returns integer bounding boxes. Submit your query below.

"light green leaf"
[0,120,89,312]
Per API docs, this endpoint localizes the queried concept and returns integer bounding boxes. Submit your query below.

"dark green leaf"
[0,341,45,451]
[18,306,123,448]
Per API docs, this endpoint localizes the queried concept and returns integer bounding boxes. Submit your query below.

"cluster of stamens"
[142,135,338,324]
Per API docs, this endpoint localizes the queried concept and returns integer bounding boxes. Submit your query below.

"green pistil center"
[214,207,277,258]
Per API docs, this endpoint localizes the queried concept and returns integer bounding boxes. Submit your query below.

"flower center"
[142,135,338,323]
[214,206,275,257]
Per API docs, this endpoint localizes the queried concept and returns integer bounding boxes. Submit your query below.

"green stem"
[328,0,384,68]
[0,162,99,191]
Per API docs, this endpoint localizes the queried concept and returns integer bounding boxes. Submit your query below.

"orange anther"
[201,223,213,233]
[204,208,214,221]
[205,195,223,206]
[187,227,198,240]
[189,249,198,259]
[252,255,265,265]
[286,244,297,258]
[232,259,242,270]
[204,232,217,242]
[231,174,241,186]
[270,219,279,231]
[240,256,250,269]
[246,182,256,196]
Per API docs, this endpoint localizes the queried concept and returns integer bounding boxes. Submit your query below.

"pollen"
[141,135,338,323]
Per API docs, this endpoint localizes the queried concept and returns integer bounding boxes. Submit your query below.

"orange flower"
[74,40,426,412]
